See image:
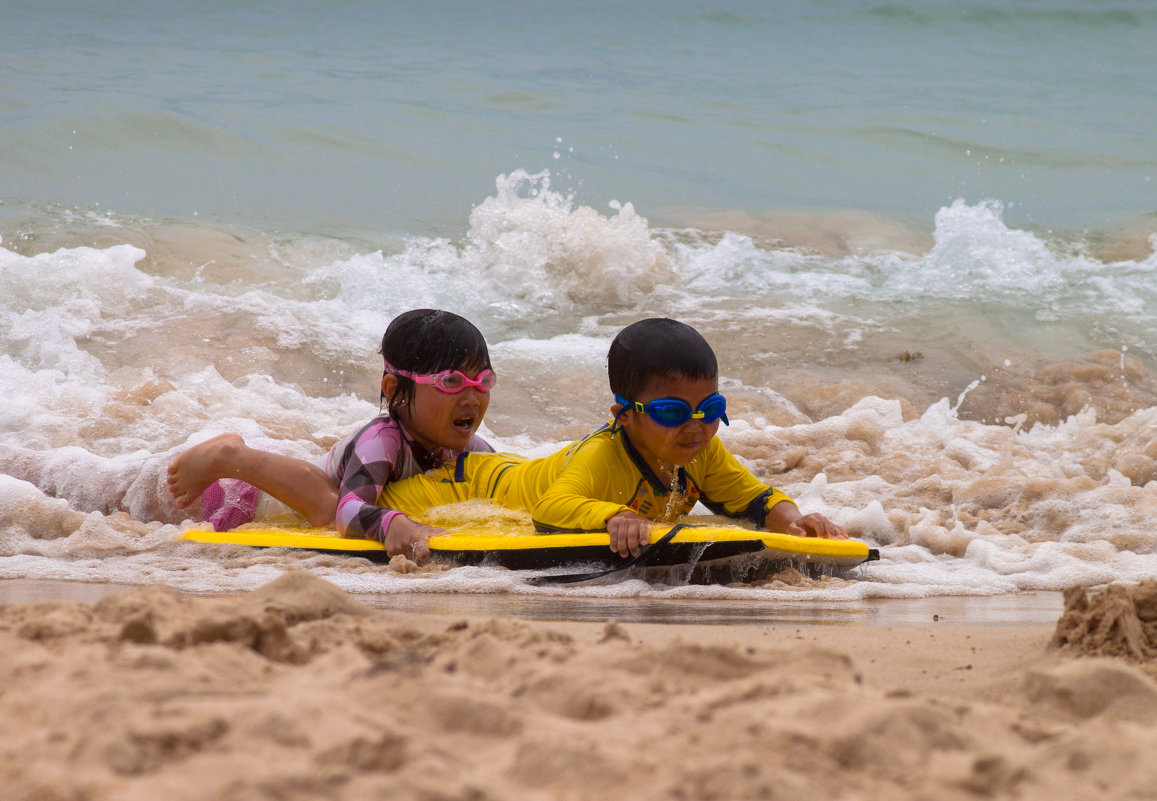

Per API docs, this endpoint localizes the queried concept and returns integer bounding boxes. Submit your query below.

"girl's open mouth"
[452,415,476,433]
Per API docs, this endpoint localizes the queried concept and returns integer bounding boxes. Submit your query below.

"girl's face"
[383,368,491,453]
[613,374,720,480]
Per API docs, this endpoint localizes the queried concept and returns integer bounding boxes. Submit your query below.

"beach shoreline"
[0,577,1065,628]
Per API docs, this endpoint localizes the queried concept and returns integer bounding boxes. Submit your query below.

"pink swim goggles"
[385,362,497,394]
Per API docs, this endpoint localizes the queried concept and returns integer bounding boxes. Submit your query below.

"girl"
[166,309,496,559]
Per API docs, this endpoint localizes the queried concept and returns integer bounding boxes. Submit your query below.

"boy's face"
[614,374,721,475]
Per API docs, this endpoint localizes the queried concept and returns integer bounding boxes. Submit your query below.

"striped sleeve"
[329,419,497,543]
[332,419,406,543]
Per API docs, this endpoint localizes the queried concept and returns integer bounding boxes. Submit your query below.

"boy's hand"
[607,511,653,557]
[384,514,446,562]
[787,512,848,540]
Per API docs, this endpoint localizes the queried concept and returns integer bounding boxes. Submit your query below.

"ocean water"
[1,1,1156,607]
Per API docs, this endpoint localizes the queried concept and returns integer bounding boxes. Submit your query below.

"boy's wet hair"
[380,309,491,415]
[607,318,718,398]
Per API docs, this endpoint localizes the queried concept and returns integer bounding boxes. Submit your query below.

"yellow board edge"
[181,525,871,560]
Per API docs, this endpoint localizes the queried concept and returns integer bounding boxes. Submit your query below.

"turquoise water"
[4,0,1154,234]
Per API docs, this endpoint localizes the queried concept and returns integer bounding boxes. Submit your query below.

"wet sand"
[4,573,1156,800]
[0,577,1064,627]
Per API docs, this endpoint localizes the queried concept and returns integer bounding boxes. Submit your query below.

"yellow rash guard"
[377,423,796,533]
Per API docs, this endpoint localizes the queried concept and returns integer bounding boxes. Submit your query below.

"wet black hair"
[607,318,718,399]
[380,309,491,416]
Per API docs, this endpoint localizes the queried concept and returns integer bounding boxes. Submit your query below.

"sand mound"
[1024,659,1157,723]
[1052,580,1157,665]
[7,574,1157,800]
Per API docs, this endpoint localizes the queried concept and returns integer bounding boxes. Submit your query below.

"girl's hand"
[607,511,653,557]
[384,514,445,562]
[787,512,848,540]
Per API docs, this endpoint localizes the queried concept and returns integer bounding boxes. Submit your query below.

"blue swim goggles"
[613,392,729,428]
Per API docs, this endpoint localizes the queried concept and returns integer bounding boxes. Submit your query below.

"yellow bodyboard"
[181,524,877,578]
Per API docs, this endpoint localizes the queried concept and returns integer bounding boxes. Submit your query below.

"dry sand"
[3,573,1156,801]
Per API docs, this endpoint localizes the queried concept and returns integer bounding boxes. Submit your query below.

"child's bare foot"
[167,433,245,509]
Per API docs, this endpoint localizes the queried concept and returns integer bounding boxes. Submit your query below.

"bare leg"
[167,434,338,527]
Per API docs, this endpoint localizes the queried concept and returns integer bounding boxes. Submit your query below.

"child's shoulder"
[560,422,623,462]
[466,433,495,453]
[569,421,616,449]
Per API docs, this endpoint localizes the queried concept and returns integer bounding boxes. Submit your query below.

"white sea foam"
[1,179,1156,603]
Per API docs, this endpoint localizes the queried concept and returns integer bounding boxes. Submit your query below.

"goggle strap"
[611,404,629,432]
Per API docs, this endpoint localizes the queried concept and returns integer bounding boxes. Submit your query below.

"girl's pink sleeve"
[333,421,405,543]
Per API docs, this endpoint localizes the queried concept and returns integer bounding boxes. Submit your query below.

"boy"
[379,318,845,557]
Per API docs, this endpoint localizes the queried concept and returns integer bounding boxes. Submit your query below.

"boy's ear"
[611,401,634,431]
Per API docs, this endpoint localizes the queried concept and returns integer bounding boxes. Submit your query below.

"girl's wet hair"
[607,318,718,399]
[380,309,491,415]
